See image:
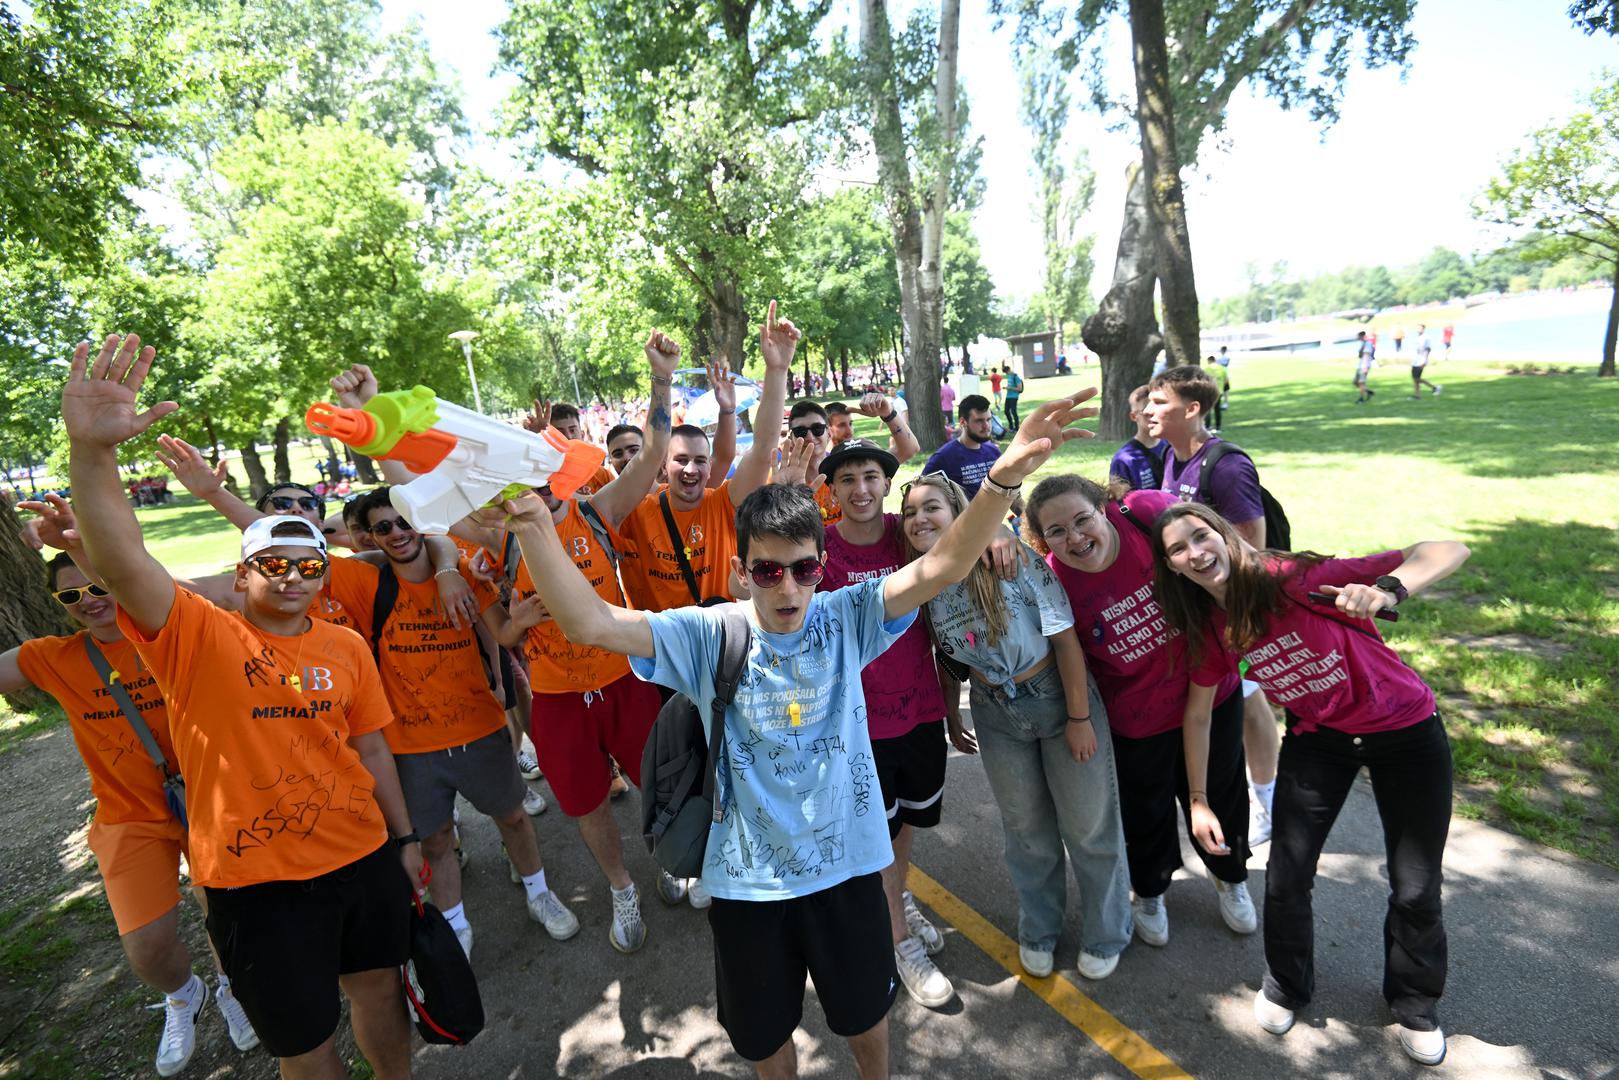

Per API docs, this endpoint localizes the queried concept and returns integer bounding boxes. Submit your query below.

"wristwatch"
[395,830,421,847]
[881,410,898,424]
[1374,575,1408,605]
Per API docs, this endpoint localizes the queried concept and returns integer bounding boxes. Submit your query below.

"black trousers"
[1262,712,1451,1030]
[1005,396,1021,430]
[1112,688,1249,897]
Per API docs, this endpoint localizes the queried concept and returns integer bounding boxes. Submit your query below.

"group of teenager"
[6,306,1467,1078]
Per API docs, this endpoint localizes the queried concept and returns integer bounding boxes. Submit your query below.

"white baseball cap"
[241,515,328,561]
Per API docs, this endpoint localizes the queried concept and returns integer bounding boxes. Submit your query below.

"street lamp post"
[448,330,483,413]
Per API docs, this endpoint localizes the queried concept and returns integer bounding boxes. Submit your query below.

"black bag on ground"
[640,609,751,878]
[403,895,484,1046]
[1199,441,1292,551]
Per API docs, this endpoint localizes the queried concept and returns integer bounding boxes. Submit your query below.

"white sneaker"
[1077,950,1120,981]
[522,786,548,815]
[654,871,687,906]
[1254,988,1295,1035]
[609,885,647,954]
[1132,894,1169,946]
[1248,798,1273,846]
[517,750,542,780]
[214,980,259,1052]
[1214,879,1259,934]
[454,922,474,962]
[528,890,581,940]
[902,890,944,956]
[154,978,206,1077]
[1019,943,1054,978]
[1398,1024,1447,1066]
[687,879,712,909]
[895,935,953,1007]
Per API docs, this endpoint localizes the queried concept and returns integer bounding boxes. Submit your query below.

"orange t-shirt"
[618,481,738,612]
[117,585,394,888]
[374,563,507,754]
[571,465,618,498]
[815,483,842,527]
[17,632,177,826]
[513,502,631,693]
[307,554,379,640]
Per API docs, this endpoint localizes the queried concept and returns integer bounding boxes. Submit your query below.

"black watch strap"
[395,830,420,847]
[881,410,898,423]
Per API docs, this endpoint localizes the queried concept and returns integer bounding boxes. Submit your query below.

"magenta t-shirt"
[1048,490,1238,740]
[1190,552,1436,736]
[821,514,945,740]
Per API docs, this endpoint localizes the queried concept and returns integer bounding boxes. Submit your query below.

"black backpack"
[1198,441,1292,551]
[403,896,484,1045]
[640,608,751,878]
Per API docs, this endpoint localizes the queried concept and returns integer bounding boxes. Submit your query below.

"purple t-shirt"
[1191,552,1435,736]
[1161,437,1264,527]
[820,515,945,740]
[1110,437,1166,492]
[923,439,1002,499]
[1048,489,1238,740]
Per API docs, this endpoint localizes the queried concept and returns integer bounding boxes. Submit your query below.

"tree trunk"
[709,274,747,375]
[353,452,379,485]
[1129,0,1200,368]
[238,442,271,501]
[839,346,850,393]
[272,418,293,485]
[1602,257,1618,378]
[319,435,342,481]
[0,494,73,711]
[1082,163,1164,441]
[860,0,947,451]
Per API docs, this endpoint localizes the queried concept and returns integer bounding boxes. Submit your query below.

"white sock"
[611,882,636,900]
[215,973,231,991]
[521,868,549,902]
[1251,780,1276,814]
[442,902,469,931]
[168,971,203,1006]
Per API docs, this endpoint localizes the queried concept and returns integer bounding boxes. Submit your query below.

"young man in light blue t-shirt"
[503,357,1098,1075]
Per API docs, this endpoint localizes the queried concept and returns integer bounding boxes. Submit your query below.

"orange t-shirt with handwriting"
[307,554,379,641]
[117,585,394,888]
[513,501,631,693]
[374,563,507,755]
[815,483,842,527]
[17,632,177,826]
[617,481,738,612]
[572,465,618,498]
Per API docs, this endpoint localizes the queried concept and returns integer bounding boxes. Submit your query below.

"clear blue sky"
[380,0,1616,303]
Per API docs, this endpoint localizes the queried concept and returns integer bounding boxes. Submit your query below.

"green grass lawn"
[7,355,1619,864]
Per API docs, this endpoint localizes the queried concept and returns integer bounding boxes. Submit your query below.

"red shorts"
[529,672,662,816]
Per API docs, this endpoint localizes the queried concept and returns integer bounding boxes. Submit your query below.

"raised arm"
[328,363,416,487]
[856,392,920,462]
[883,390,1098,621]
[1317,540,1472,620]
[63,335,181,634]
[154,434,263,530]
[730,300,797,507]
[503,492,654,658]
[590,332,680,530]
[706,359,738,485]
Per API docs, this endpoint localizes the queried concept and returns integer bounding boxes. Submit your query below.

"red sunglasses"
[746,556,826,590]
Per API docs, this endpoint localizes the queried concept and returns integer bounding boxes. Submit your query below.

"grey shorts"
[394,727,526,835]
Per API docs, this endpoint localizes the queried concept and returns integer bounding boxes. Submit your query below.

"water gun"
[306,387,605,534]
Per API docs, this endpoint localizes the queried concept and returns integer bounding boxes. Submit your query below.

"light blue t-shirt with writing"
[927,547,1074,697]
[629,578,914,901]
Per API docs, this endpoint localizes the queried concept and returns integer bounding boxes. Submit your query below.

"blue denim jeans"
[968,665,1134,957]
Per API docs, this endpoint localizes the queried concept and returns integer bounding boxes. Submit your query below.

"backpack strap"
[659,489,703,605]
[81,636,172,779]
[371,561,400,659]
[578,499,621,571]
[1115,498,1154,537]
[704,609,753,821]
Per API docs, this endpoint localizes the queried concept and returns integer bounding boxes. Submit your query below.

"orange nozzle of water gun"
[306,402,378,449]
[546,436,608,500]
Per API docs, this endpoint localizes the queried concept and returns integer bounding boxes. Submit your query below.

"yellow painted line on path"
[907,866,1193,1080]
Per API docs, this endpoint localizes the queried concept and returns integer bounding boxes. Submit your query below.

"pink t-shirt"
[940,383,956,414]
[1049,490,1237,740]
[1190,552,1436,736]
[821,515,945,740]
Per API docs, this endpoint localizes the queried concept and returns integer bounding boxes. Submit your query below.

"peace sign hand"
[61,335,178,448]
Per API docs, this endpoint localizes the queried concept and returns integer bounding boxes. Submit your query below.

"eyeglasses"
[368,518,414,537]
[1040,510,1100,545]
[263,495,323,513]
[789,423,828,440]
[746,556,826,590]
[53,582,111,606]
[246,555,329,580]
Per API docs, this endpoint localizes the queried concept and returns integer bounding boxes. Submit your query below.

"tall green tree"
[942,211,997,362]
[1479,76,1619,376]
[1019,49,1096,350]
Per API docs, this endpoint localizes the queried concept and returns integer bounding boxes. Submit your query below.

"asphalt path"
[418,690,1619,1080]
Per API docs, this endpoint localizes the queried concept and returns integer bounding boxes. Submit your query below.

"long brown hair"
[1149,502,1328,667]
[901,472,1011,647]
[1020,472,1131,555]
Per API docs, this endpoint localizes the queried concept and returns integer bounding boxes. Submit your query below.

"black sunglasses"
[246,554,329,580]
[790,423,828,440]
[262,495,323,513]
[747,556,826,590]
[368,518,414,537]
[53,582,111,606]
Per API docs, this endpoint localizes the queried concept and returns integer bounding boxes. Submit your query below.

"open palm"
[997,388,1100,481]
[61,335,177,448]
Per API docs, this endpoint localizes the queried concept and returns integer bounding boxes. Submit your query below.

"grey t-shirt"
[927,546,1075,697]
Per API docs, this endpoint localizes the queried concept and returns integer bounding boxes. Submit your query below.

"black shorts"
[1411,364,1427,379]
[709,872,898,1060]
[204,843,411,1058]
[873,719,947,838]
